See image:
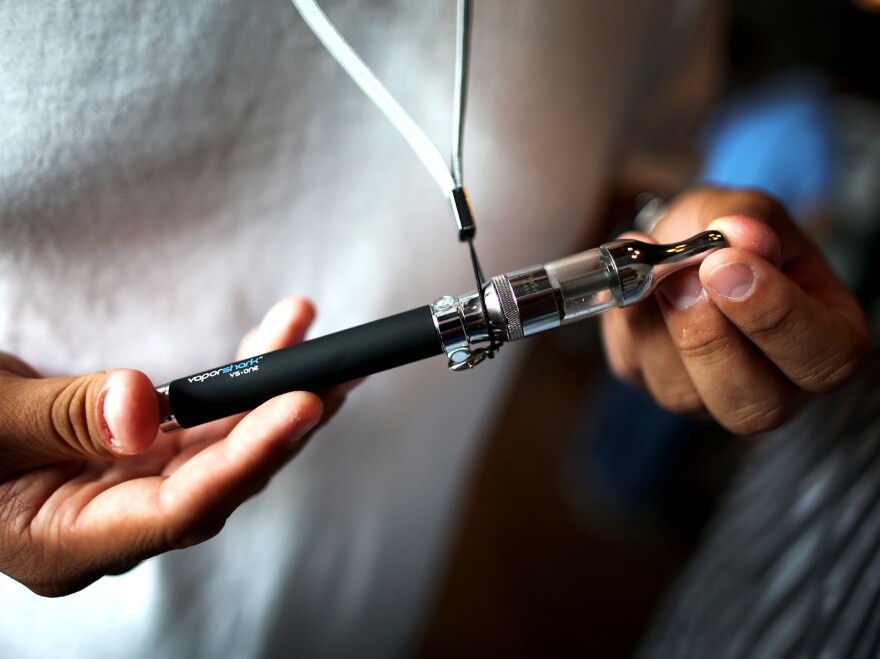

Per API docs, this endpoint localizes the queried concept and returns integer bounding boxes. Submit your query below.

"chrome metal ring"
[491,275,523,341]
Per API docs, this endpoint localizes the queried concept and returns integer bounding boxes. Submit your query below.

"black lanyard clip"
[450,186,476,241]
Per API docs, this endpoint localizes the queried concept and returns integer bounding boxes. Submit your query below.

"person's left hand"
[601,186,869,435]
[0,297,351,597]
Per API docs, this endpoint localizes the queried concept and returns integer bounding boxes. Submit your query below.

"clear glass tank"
[543,248,617,324]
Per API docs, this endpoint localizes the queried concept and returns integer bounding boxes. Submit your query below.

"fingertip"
[261,297,316,344]
[279,392,324,456]
[101,369,159,456]
[293,296,317,324]
[707,216,782,267]
[290,390,324,430]
[267,296,316,324]
[291,297,317,342]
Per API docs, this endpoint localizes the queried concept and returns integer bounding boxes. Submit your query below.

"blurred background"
[415,1,880,656]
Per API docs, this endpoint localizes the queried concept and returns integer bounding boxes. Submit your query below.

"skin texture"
[0,297,352,597]
[601,186,870,435]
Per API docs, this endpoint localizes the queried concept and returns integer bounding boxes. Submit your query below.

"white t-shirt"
[0,1,708,656]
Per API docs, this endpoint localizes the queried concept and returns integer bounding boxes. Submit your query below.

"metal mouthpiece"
[601,230,728,306]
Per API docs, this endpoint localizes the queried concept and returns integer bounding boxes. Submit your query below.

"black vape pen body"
[162,306,441,429]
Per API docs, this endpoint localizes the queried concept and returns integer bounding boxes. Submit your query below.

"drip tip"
[602,230,728,306]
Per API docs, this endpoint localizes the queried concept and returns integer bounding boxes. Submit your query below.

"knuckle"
[722,396,790,435]
[793,336,869,393]
[675,328,735,366]
[603,339,643,388]
[608,359,640,388]
[608,359,645,392]
[653,384,704,416]
[49,375,109,460]
[742,301,800,344]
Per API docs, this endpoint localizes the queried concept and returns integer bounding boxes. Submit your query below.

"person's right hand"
[601,187,869,434]
[0,297,346,597]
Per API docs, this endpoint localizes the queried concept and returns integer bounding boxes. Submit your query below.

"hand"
[0,297,347,596]
[601,187,869,435]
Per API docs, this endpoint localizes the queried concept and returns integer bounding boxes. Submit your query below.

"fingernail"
[658,270,705,310]
[706,262,755,301]
[101,373,134,455]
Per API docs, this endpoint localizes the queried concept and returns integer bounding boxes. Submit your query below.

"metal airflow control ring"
[492,275,524,341]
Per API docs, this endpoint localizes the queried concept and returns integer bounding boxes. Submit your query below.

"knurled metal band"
[492,275,523,341]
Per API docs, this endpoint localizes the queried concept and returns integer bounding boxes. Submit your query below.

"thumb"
[0,367,159,478]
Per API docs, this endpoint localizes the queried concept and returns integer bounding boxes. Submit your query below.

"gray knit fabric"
[642,309,880,659]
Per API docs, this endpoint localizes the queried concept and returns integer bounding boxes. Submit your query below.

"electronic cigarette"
[156,230,726,431]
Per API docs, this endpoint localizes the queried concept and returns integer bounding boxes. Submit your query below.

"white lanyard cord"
[451,0,470,188]
[290,0,467,198]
